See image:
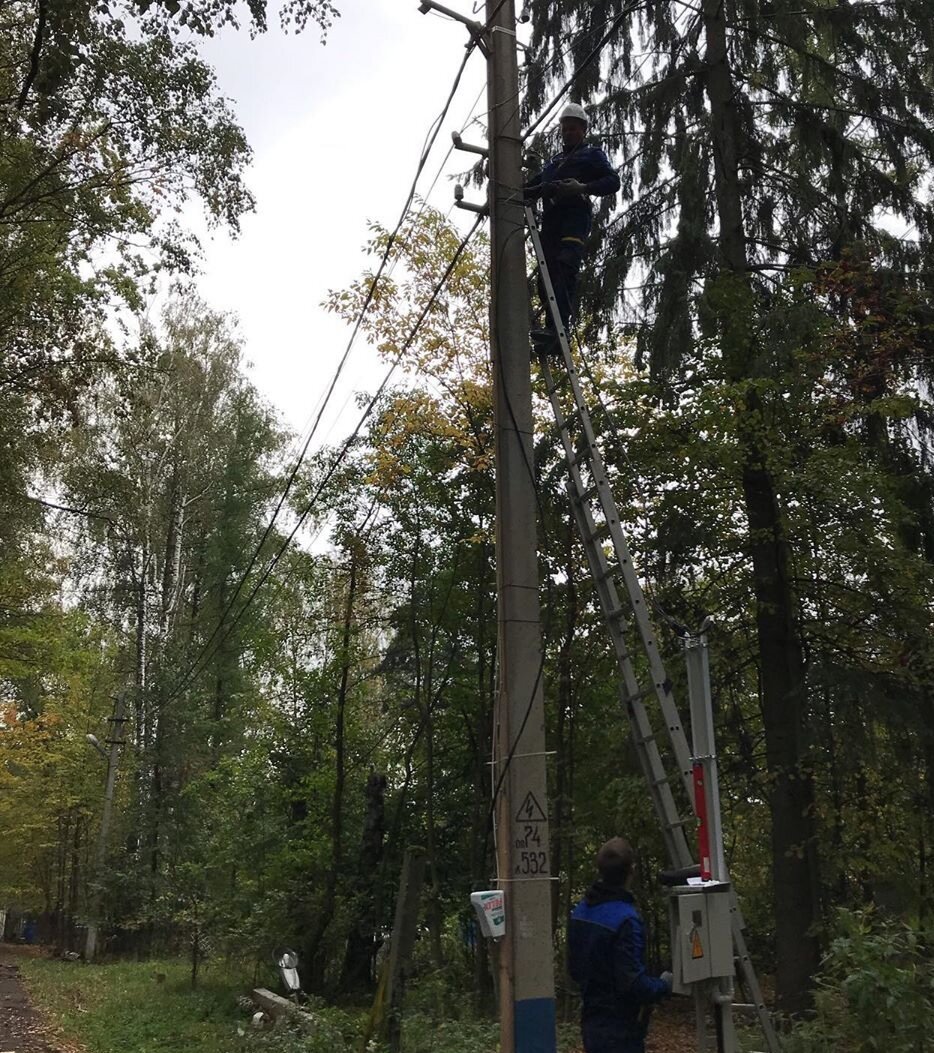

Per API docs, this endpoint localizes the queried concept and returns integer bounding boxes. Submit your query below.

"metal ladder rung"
[594,564,618,584]
[620,687,652,708]
[584,522,611,544]
[568,446,593,468]
[572,484,600,504]
[665,817,695,831]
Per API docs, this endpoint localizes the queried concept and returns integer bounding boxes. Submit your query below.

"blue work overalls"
[524,143,620,332]
[568,885,670,1053]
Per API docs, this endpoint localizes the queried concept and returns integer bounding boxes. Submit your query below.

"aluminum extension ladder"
[525,206,781,1053]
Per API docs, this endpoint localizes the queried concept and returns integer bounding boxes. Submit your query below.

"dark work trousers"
[581,1015,649,1053]
[537,227,586,334]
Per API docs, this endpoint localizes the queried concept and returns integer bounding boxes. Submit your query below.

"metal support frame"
[454,183,489,215]
[684,632,735,1053]
[452,130,489,157]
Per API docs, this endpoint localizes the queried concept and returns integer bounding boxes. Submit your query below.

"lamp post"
[84,694,127,962]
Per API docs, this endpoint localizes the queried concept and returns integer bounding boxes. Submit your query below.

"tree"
[55,291,285,945]
[0,1,258,610]
[525,0,934,1010]
[0,609,121,949]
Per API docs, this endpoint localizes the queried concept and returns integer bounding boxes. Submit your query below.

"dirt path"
[0,950,57,1053]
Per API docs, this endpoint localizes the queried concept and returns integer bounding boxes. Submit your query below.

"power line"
[180,0,635,810]
[164,215,485,705]
[166,44,484,697]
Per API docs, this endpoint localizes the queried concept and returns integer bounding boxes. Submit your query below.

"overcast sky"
[189,0,490,446]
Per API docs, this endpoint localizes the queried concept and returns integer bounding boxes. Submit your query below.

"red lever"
[693,761,711,881]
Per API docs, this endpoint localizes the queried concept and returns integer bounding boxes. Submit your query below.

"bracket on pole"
[452,130,489,158]
[417,0,490,55]
[454,183,489,216]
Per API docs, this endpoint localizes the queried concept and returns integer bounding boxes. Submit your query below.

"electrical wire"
[163,215,485,705]
[484,4,705,874]
[271,82,487,480]
[483,224,565,875]
[161,44,484,702]
[181,0,635,860]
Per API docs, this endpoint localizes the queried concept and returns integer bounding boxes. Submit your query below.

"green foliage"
[0,610,119,908]
[3,180,934,1040]
[0,0,267,552]
[247,1012,361,1053]
[786,909,934,1053]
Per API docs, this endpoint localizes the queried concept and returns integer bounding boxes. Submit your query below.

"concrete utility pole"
[486,2,557,1050]
[85,693,127,962]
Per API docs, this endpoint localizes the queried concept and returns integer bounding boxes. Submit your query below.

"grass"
[19,954,586,1053]
[20,956,250,1053]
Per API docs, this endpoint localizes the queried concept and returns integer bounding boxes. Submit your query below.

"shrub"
[787,908,934,1053]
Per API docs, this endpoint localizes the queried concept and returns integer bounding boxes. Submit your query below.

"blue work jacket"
[568,884,669,1026]
[524,143,620,241]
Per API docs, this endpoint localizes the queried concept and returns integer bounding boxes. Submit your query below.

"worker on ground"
[568,837,672,1053]
[524,102,620,349]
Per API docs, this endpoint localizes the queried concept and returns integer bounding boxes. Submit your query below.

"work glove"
[554,178,588,197]
[660,970,674,993]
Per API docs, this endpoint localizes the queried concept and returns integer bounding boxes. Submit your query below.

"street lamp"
[85,734,107,760]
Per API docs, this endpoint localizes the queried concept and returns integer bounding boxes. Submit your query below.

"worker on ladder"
[524,102,620,350]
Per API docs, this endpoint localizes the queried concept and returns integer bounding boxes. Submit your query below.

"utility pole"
[419,2,555,1045]
[85,693,127,962]
[486,2,557,1051]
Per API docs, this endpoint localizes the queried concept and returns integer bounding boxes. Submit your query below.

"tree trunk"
[341,770,387,990]
[702,0,821,1013]
[304,549,357,990]
[160,469,184,635]
[135,541,149,750]
[742,453,821,1010]
[67,814,81,953]
[405,530,445,972]
[423,706,445,971]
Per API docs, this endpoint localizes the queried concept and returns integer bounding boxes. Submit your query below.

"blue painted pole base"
[515,996,557,1053]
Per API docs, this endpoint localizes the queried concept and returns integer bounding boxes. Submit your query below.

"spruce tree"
[525,0,934,1011]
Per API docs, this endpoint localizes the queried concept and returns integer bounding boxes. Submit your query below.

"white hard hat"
[559,102,588,125]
